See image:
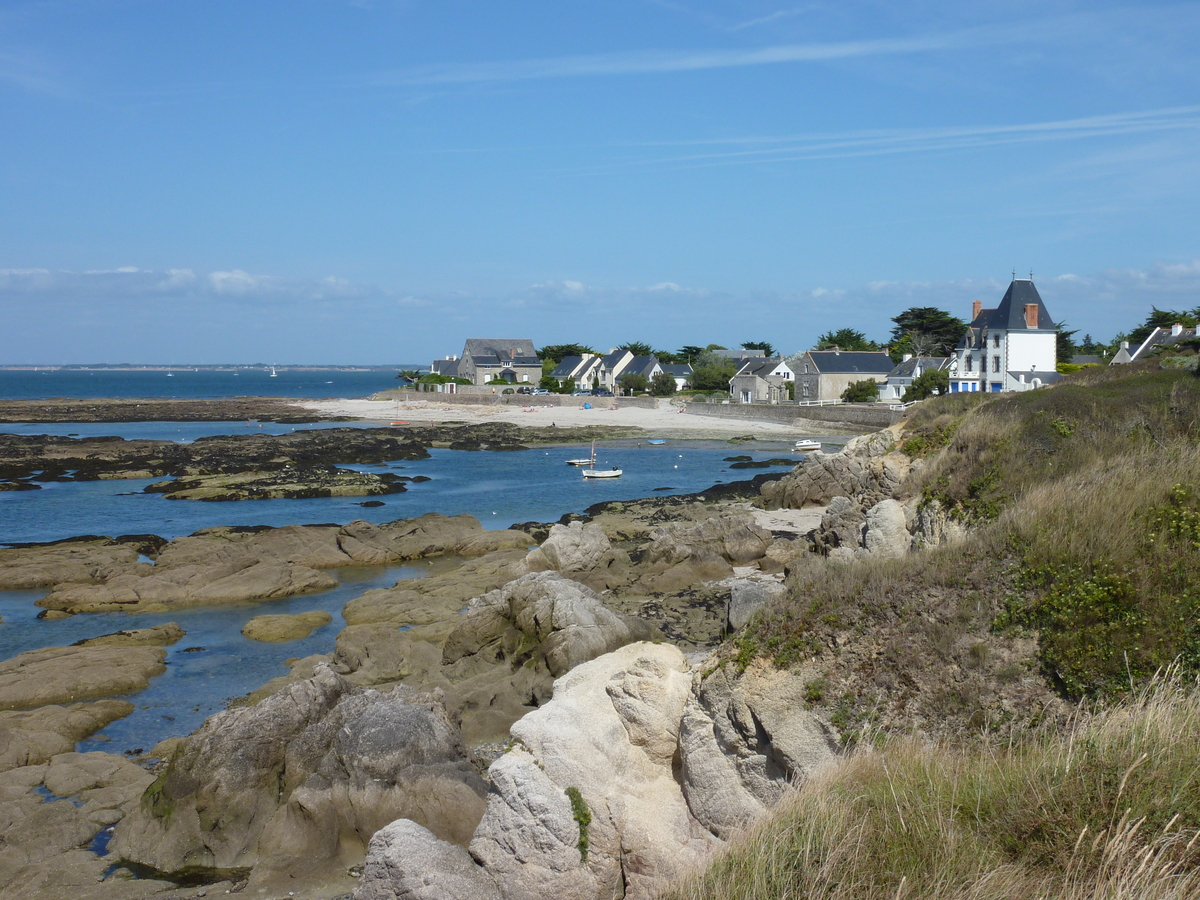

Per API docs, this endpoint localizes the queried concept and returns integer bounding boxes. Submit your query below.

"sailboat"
[566,443,595,466]
[582,441,622,478]
[270,366,277,378]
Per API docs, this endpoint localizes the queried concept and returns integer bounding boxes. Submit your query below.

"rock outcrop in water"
[112,665,487,893]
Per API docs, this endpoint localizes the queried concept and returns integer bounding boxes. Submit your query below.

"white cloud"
[648,282,683,292]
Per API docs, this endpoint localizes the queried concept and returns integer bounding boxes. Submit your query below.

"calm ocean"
[0,366,420,401]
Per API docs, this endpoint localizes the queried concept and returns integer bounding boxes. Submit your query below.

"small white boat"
[647,439,666,445]
[567,440,597,467]
[580,440,622,477]
[270,366,278,377]
[794,439,821,451]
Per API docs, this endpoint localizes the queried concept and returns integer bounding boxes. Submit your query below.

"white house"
[729,357,795,403]
[950,279,1061,393]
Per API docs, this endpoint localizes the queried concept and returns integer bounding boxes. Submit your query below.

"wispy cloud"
[368,29,990,88]
[0,48,68,96]
[586,106,1200,172]
[728,6,811,32]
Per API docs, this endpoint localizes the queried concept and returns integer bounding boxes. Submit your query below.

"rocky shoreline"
[0,422,1063,900]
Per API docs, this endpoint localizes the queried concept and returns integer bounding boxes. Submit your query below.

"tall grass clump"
[660,674,1200,900]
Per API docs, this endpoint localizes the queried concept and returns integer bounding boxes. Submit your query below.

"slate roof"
[624,356,660,378]
[463,339,540,365]
[1132,325,1200,360]
[660,364,693,377]
[887,356,950,378]
[550,356,585,378]
[430,358,459,377]
[735,358,793,379]
[602,349,631,369]
[806,351,895,375]
[961,280,1056,348]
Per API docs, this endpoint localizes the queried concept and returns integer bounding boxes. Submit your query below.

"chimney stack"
[1172,322,1184,336]
[972,300,982,320]
[1024,304,1039,328]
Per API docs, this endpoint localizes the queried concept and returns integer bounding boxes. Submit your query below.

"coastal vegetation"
[662,673,1200,900]
[680,358,1200,900]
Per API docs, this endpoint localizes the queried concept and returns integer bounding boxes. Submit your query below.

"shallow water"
[0,564,424,755]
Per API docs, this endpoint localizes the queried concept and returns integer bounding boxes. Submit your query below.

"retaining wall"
[681,401,901,429]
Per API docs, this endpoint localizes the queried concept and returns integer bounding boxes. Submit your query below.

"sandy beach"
[299,396,839,440]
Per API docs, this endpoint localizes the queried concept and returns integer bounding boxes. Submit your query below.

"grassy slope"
[663,361,1200,899]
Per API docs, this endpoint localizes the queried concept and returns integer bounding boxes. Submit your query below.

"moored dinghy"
[581,440,622,477]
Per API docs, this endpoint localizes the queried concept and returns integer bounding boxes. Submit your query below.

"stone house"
[792,351,895,402]
[453,339,542,386]
[729,358,794,403]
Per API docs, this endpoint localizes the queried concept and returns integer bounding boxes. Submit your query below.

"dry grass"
[661,675,1200,900]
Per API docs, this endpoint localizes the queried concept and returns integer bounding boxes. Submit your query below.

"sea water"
[0,422,813,755]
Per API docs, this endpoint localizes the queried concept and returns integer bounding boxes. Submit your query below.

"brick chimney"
[972,300,982,320]
[1024,304,1039,328]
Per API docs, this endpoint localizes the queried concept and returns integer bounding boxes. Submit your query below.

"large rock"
[468,643,720,900]
[242,609,333,642]
[36,560,337,614]
[679,663,840,838]
[0,644,167,711]
[524,521,630,590]
[727,579,788,631]
[0,701,134,772]
[355,819,501,900]
[0,540,142,590]
[759,429,909,511]
[111,665,487,892]
[443,572,654,680]
[862,498,909,557]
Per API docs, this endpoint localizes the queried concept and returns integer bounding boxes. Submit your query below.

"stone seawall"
[682,401,901,430]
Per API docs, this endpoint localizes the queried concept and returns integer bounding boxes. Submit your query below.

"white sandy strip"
[300,397,815,439]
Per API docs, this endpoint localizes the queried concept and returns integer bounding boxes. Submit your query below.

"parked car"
[591,389,614,397]
[571,390,591,396]
[532,388,551,395]
[516,386,533,394]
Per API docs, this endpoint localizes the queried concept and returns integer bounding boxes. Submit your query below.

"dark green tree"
[650,371,677,396]
[538,344,595,364]
[889,307,967,360]
[676,345,704,363]
[1056,323,1079,365]
[841,379,880,403]
[618,372,650,394]
[1128,307,1200,347]
[902,369,950,402]
[815,328,881,352]
[618,341,653,357]
[741,341,775,357]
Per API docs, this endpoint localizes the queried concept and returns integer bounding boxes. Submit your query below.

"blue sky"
[2,0,1198,364]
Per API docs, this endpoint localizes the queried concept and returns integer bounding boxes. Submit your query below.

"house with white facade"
[729,358,794,403]
[596,349,634,391]
[949,279,1061,393]
[660,363,693,391]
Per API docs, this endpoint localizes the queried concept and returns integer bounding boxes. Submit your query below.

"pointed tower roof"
[971,279,1056,332]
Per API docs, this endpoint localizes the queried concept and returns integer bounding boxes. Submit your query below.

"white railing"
[792,399,845,407]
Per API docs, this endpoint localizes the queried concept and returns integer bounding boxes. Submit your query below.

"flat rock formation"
[0,701,135,770]
[145,465,410,500]
[0,643,169,710]
[242,610,333,642]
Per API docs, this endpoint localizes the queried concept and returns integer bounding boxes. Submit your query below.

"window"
[993,334,1001,348]
[965,355,973,372]
[993,356,1000,373]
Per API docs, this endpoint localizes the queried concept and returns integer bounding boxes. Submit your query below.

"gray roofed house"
[616,356,663,392]
[880,356,951,402]
[730,357,794,403]
[950,278,1058,394]
[429,357,460,378]
[793,350,895,402]
[455,338,542,385]
[1115,323,1200,363]
[660,363,693,390]
[597,349,635,390]
[549,353,603,388]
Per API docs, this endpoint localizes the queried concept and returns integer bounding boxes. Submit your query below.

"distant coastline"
[0,364,425,372]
